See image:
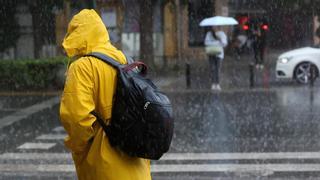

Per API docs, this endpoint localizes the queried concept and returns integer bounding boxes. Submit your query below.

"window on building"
[188,0,213,46]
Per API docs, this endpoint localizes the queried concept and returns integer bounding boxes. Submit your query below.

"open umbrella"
[199,16,238,26]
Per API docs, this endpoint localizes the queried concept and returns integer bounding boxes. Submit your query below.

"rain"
[1,0,320,179]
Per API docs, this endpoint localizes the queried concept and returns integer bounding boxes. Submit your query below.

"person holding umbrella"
[204,26,228,90]
[200,16,237,91]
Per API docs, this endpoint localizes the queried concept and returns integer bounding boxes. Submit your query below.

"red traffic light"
[238,16,249,25]
[261,24,269,30]
[242,24,249,31]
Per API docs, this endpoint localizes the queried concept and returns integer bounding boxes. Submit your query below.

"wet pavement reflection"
[168,87,320,153]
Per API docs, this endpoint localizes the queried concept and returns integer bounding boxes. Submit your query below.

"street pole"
[175,0,182,66]
[186,63,191,88]
[64,0,71,20]
[310,64,316,87]
[249,63,255,88]
[175,0,189,88]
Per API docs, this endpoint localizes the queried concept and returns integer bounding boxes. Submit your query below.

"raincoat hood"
[62,9,122,59]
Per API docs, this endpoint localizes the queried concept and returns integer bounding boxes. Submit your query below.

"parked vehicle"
[276,47,320,84]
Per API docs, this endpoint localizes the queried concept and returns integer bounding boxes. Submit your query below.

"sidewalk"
[153,50,284,91]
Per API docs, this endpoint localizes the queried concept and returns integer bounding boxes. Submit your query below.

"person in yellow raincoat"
[59,9,151,180]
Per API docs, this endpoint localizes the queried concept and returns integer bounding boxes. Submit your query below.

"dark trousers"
[208,56,221,84]
[253,42,266,65]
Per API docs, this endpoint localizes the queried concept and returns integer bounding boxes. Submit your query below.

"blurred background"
[3,1,320,179]
[1,0,320,90]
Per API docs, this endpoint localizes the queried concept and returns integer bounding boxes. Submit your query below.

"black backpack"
[86,52,174,160]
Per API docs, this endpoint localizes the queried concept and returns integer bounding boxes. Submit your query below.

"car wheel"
[294,62,317,84]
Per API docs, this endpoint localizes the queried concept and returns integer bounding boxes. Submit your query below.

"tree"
[28,0,63,58]
[73,0,96,9]
[138,0,157,67]
[0,0,19,54]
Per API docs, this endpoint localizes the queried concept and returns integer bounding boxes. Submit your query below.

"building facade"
[1,0,318,62]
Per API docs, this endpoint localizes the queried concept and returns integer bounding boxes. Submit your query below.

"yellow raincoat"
[59,9,151,180]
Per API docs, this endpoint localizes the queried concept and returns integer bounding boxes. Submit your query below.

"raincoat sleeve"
[60,58,96,153]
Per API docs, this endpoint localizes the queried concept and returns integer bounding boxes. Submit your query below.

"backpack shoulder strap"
[86,52,146,74]
[125,55,134,64]
[86,52,122,68]
[90,111,110,133]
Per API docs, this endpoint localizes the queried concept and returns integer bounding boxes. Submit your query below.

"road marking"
[52,126,65,132]
[2,152,320,174]
[3,152,320,161]
[0,164,74,172]
[0,153,71,160]
[17,143,56,150]
[0,96,60,129]
[2,163,320,173]
[1,108,21,111]
[36,134,66,140]
[151,164,320,173]
[161,152,320,160]
[0,92,61,96]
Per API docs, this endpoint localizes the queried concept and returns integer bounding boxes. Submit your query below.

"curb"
[0,91,62,96]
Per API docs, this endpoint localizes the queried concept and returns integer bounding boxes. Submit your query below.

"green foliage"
[0,57,68,91]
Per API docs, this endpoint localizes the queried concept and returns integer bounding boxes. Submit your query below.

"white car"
[276,47,320,84]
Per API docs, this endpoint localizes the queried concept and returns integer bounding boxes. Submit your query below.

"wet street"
[1,53,320,179]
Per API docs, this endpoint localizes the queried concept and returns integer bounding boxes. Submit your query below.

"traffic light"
[261,24,269,30]
[238,16,249,25]
[236,15,249,31]
[242,24,249,31]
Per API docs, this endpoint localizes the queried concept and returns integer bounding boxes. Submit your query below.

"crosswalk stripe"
[36,134,66,140]
[2,163,320,173]
[2,152,320,161]
[52,126,65,132]
[0,164,74,172]
[151,164,320,173]
[161,152,320,160]
[17,143,56,150]
[0,153,71,160]
[2,152,320,174]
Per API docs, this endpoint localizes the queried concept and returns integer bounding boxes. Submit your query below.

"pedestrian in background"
[204,26,228,91]
[249,19,268,69]
[315,26,320,47]
[231,25,248,60]
[59,9,151,180]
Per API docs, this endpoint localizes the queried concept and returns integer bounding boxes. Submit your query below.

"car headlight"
[279,57,292,64]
